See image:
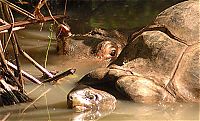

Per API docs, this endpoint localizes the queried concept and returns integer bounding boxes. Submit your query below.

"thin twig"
[0,15,66,31]
[1,112,11,121]
[43,85,51,121]
[57,85,68,94]
[44,24,53,68]
[2,3,12,23]
[0,41,22,88]
[1,4,14,53]
[6,60,42,84]
[0,18,9,25]
[22,88,51,113]
[0,3,23,90]
[43,69,76,83]
[14,35,54,78]
[35,0,46,10]
[0,26,25,34]
[2,28,12,52]
[27,85,42,95]
[18,47,54,78]
[45,2,59,25]
[0,77,19,103]
[0,0,35,19]
[64,0,68,16]
[8,7,24,91]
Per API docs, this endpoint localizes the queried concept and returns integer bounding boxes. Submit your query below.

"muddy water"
[0,0,199,121]
[0,27,109,121]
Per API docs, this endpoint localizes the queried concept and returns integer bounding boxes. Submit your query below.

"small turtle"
[67,0,199,112]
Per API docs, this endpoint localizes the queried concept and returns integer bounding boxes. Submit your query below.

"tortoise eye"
[110,49,116,56]
[85,91,97,100]
[88,94,95,100]
[68,95,73,100]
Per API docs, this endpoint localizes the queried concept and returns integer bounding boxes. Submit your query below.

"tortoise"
[67,0,199,112]
[56,27,127,62]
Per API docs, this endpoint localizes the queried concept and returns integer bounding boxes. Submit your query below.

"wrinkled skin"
[57,28,127,63]
[67,85,116,121]
[67,0,199,115]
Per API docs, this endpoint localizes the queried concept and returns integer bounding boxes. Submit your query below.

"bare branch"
[43,69,76,83]
[6,60,42,85]
[0,0,35,19]
[0,15,66,31]
[18,46,54,78]
[1,112,10,121]
[22,88,51,113]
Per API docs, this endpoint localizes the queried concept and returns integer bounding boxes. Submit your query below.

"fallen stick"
[10,32,24,91]
[0,42,22,89]
[27,85,42,95]
[17,40,54,78]
[43,69,76,83]
[0,15,67,31]
[6,60,42,85]
[0,18,9,25]
[0,0,35,19]
[1,112,11,121]
[0,77,19,103]
[22,88,51,113]
[0,26,25,33]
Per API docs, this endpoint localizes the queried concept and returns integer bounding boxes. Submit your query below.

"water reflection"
[69,109,114,121]
[107,101,199,120]
[67,0,185,34]
[1,99,198,121]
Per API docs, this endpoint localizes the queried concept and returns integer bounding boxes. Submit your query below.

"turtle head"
[95,40,122,61]
[67,85,116,112]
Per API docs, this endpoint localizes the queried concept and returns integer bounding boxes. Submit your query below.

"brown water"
[0,1,199,121]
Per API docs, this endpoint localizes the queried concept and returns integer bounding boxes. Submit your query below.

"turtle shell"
[153,0,199,45]
[78,1,200,103]
[112,0,200,102]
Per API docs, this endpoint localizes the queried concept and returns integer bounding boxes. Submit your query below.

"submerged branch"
[17,41,54,78]
[6,60,42,85]
[1,112,10,121]
[22,88,51,113]
[27,85,42,95]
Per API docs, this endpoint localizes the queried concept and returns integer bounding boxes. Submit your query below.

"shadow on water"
[67,0,185,34]
[0,0,199,121]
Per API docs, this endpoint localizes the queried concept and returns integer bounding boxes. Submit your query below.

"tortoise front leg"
[116,75,176,103]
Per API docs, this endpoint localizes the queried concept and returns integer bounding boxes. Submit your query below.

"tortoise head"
[67,85,116,112]
[95,40,122,61]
